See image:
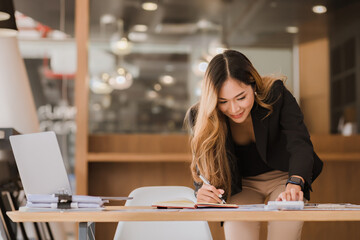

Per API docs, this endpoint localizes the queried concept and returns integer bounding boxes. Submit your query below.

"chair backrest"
[113,186,213,240]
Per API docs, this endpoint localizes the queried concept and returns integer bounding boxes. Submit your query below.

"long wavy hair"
[187,50,284,199]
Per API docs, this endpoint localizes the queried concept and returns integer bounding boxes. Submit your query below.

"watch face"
[287,177,304,190]
[289,177,302,184]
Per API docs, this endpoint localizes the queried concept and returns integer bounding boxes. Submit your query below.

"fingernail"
[218,194,222,198]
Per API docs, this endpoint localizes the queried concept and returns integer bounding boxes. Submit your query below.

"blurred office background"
[1,0,360,239]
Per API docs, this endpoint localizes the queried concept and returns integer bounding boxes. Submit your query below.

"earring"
[254,91,258,96]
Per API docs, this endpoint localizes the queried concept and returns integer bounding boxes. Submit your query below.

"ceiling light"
[100,14,116,25]
[208,39,228,56]
[192,58,209,76]
[312,5,327,14]
[159,75,175,85]
[146,90,158,99]
[115,38,130,50]
[133,24,148,32]
[154,83,162,91]
[128,32,148,42]
[197,19,213,30]
[109,68,133,90]
[0,12,10,21]
[142,2,158,11]
[90,76,113,94]
[198,61,208,73]
[286,26,299,34]
[0,28,39,133]
[101,73,110,81]
[215,47,227,54]
[110,36,133,55]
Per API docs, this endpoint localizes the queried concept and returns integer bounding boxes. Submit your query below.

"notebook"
[9,131,72,197]
[152,199,238,209]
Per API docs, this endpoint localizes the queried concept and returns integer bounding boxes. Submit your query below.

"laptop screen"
[9,131,72,196]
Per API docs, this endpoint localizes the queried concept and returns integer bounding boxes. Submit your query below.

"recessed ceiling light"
[0,12,10,21]
[198,61,208,73]
[197,19,212,29]
[154,83,162,91]
[128,32,148,42]
[312,5,327,14]
[286,26,299,34]
[159,75,175,85]
[146,90,158,99]
[142,2,158,11]
[133,24,148,32]
[100,14,116,25]
[110,36,133,55]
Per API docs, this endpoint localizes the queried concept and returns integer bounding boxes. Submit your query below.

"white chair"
[113,186,213,240]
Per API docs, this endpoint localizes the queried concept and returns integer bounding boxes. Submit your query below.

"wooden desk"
[7,207,360,239]
[84,134,360,239]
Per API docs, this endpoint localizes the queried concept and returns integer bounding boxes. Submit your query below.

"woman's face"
[217,77,255,124]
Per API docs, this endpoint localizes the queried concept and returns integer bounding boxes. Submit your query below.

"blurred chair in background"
[113,186,213,240]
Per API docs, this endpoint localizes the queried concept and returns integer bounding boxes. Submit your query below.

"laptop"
[9,131,72,197]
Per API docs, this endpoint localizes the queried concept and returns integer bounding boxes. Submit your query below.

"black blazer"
[189,80,323,200]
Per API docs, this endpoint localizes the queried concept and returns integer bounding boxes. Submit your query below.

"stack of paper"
[26,194,108,209]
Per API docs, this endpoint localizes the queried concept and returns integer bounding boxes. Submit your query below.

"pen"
[199,174,227,204]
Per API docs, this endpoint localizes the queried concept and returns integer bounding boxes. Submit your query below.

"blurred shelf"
[87,152,360,163]
[317,153,360,161]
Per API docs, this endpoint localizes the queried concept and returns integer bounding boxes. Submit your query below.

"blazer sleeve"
[276,81,314,187]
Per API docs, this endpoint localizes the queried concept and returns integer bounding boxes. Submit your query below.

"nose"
[230,101,239,114]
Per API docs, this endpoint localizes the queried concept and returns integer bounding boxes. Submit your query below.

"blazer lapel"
[251,103,269,162]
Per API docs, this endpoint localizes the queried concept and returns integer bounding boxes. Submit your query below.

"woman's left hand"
[276,184,303,201]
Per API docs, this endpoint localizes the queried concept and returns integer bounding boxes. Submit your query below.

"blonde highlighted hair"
[187,50,285,199]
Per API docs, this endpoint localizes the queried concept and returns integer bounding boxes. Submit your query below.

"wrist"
[286,176,304,191]
[286,183,301,191]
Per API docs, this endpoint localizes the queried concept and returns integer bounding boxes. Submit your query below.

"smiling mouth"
[230,112,244,119]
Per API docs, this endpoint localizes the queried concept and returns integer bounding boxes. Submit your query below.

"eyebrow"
[218,91,245,100]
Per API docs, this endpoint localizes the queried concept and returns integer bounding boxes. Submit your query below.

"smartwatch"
[286,177,304,191]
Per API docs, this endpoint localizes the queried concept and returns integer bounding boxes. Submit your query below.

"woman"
[186,50,323,240]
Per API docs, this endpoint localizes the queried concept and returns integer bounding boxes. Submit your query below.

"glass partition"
[88,0,298,134]
[15,0,76,174]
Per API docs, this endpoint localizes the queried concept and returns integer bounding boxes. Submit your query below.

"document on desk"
[178,203,360,212]
[304,203,360,210]
[180,204,269,212]
[110,208,180,212]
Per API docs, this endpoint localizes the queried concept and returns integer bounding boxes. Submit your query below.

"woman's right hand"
[196,184,225,203]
